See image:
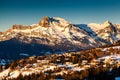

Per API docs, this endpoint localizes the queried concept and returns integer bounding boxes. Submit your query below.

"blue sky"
[0,0,120,31]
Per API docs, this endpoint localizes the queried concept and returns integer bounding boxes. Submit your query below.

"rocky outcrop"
[12,24,31,30]
[0,32,3,35]
[39,16,50,27]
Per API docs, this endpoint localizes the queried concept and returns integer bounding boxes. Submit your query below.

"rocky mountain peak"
[103,20,112,26]
[39,16,50,27]
[0,32,2,35]
[38,16,71,29]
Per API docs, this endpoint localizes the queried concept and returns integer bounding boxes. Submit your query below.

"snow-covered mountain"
[0,16,120,57]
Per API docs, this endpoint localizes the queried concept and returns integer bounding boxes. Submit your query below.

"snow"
[102,46,120,51]
[0,59,6,65]
[50,22,65,38]
[57,63,86,72]
[53,17,70,26]
[6,32,10,35]
[0,69,9,79]
[8,70,20,79]
[44,65,56,71]
[22,71,33,76]
[19,53,29,56]
[50,20,87,41]
[30,24,38,26]
[71,67,85,72]
[98,54,120,64]
[104,33,110,37]
[0,35,3,37]
[49,66,56,70]
[88,21,110,31]
[13,25,41,33]
[79,24,93,32]
[88,38,95,43]
[12,24,45,36]
[0,69,20,79]
[53,70,68,75]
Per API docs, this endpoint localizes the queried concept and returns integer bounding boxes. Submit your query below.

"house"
[82,60,88,65]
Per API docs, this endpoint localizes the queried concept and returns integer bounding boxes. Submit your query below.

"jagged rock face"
[98,21,118,43]
[0,32,2,35]
[39,16,50,27]
[12,25,31,30]
[103,20,112,26]
[86,20,120,43]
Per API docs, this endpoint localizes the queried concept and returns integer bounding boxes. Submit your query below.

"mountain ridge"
[0,16,120,59]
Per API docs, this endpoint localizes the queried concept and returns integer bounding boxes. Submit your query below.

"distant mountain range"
[0,16,120,60]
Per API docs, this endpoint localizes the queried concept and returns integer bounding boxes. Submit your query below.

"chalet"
[37,60,49,64]
[82,60,88,65]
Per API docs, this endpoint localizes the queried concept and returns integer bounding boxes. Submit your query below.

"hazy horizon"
[0,0,120,31]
